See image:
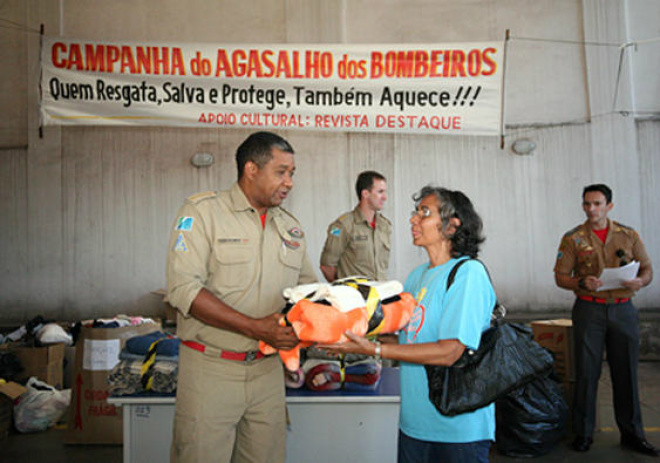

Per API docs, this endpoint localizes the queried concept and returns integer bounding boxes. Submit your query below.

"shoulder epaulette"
[338,212,352,222]
[186,190,217,204]
[563,226,580,237]
[278,207,302,225]
[614,221,635,232]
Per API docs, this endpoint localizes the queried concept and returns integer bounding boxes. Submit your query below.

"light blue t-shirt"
[398,257,496,443]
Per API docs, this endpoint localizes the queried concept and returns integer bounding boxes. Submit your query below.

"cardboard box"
[63,345,76,390]
[65,321,161,445]
[531,319,575,382]
[0,381,28,440]
[13,343,66,389]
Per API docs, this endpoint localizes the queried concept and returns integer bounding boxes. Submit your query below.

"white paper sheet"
[83,338,121,371]
[597,261,640,291]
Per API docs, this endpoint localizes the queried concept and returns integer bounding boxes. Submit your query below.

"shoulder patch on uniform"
[173,233,188,252]
[175,216,194,231]
[330,226,341,237]
[186,190,217,204]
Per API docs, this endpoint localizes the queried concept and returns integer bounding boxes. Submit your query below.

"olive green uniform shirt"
[554,218,651,300]
[320,206,392,281]
[166,183,317,352]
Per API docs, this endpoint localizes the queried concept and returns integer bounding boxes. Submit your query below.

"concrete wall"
[1,0,659,323]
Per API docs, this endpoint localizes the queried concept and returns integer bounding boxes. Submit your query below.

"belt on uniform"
[182,340,265,362]
[578,296,630,305]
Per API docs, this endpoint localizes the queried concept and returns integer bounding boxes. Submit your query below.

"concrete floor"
[1,361,658,463]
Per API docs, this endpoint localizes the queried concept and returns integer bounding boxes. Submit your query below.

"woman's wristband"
[373,341,382,361]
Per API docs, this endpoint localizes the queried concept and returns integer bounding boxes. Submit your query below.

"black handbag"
[425,259,554,417]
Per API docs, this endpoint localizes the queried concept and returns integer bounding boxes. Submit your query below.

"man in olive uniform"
[554,183,657,456]
[320,171,391,282]
[167,132,317,463]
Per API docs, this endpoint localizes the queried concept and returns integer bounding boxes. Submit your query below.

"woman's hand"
[321,331,465,366]
[318,330,378,357]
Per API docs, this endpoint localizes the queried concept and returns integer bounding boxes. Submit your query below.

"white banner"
[41,37,504,135]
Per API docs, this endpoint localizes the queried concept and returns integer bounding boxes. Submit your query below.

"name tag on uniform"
[353,235,368,241]
[282,238,301,250]
[218,238,249,244]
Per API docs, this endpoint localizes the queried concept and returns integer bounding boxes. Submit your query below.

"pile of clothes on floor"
[107,330,180,396]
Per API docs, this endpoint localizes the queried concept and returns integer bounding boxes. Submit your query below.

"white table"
[108,367,400,463]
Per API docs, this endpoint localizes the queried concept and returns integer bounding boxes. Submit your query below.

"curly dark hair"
[413,185,485,258]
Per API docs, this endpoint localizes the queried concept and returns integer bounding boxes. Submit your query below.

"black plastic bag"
[495,372,568,457]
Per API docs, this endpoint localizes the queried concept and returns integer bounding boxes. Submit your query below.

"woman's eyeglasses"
[411,207,432,219]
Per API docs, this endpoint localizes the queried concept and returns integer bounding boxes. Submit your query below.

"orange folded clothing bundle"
[260,278,416,371]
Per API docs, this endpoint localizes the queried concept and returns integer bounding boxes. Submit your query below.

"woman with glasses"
[323,185,496,463]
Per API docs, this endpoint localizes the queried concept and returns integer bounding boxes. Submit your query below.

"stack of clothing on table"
[285,347,382,392]
[107,331,180,396]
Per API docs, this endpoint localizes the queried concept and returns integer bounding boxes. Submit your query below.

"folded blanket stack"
[284,345,382,391]
[108,359,178,395]
[284,368,305,389]
[123,331,180,358]
[107,331,180,396]
[303,358,382,392]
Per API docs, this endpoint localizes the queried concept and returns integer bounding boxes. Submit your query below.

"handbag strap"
[446,258,473,290]
[446,258,505,320]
